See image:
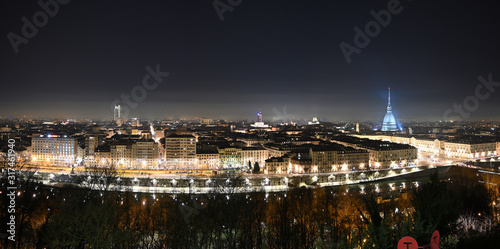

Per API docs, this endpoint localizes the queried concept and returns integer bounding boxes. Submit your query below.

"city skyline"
[1,1,500,121]
[3,88,500,123]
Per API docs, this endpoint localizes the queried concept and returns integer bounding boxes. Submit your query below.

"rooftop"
[332,135,416,151]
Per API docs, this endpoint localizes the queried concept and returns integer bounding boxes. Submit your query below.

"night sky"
[1,0,499,121]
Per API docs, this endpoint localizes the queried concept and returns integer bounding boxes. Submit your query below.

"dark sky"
[1,0,499,121]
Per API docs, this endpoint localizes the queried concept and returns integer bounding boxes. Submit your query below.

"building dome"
[382,112,398,131]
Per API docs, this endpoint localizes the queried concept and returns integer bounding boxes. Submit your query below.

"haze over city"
[2,1,500,121]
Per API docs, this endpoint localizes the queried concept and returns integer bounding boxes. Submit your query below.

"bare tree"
[36,186,134,248]
[76,164,122,192]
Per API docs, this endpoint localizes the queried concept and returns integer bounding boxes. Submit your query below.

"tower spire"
[387,87,392,111]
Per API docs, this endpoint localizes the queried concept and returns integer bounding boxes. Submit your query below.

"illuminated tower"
[114,105,123,126]
[257,110,263,122]
[381,88,399,132]
[114,105,122,121]
[251,109,269,128]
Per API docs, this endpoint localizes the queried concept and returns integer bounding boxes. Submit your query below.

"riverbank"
[22,165,454,194]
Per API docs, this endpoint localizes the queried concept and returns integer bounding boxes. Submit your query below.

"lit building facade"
[368,148,418,169]
[94,145,111,166]
[336,150,370,171]
[218,147,242,168]
[132,141,159,168]
[265,156,290,174]
[110,144,131,167]
[85,136,99,156]
[31,135,82,166]
[196,151,220,170]
[290,153,312,174]
[165,134,196,168]
[356,135,497,160]
[310,146,369,173]
[94,140,158,169]
[443,142,496,159]
[242,147,269,169]
[330,136,418,169]
[414,139,442,154]
[84,135,103,165]
[310,149,336,173]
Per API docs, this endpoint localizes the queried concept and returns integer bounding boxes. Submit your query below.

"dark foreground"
[1,166,500,249]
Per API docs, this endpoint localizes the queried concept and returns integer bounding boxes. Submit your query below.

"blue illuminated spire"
[381,87,398,132]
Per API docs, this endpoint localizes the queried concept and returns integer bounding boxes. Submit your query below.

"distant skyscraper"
[257,110,263,122]
[114,105,122,121]
[114,105,123,126]
[381,88,399,132]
